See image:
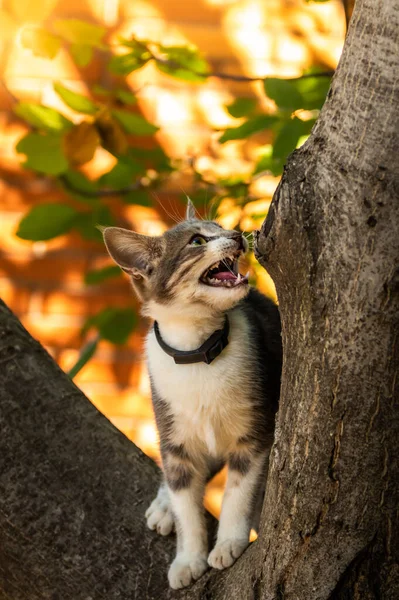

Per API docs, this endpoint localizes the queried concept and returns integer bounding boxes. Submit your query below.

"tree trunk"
[253,0,399,597]
[0,1,398,599]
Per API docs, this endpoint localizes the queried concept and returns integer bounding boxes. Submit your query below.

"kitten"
[102,200,282,589]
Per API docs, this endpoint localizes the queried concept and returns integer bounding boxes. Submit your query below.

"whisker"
[167,196,183,224]
[207,195,219,222]
[241,230,254,249]
[179,186,204,221]
[153,193,181,225]
[205,189,213,221]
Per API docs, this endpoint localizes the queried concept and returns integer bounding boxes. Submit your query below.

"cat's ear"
[102,227,163,279]
[186,197,196,220]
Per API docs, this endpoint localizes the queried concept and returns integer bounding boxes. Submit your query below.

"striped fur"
[102,206,282,589]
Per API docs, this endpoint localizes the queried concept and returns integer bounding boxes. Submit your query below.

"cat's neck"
[146,301,225,351]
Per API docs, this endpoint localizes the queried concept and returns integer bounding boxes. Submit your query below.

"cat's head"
[102,200,249,317]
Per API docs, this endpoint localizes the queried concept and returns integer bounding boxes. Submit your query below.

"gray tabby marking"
[102,199,282,589]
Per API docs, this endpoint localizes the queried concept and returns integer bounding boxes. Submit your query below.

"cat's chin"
[196,280,250,311]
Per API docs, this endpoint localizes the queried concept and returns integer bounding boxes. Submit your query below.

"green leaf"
[99,157,143,188]
[128,146,171,171]
[254,153,285,177]
[272,117,315,161]
[119,38,151,57]
[92,84,111,97]
[219,179,248,199]
[155,43,209,82]
[83,307,137,344]
[16,133,68,175]
[68,337,99,379]
[122,189,152,206]
[219,115,278,143]
[70,43,93,67]
[116,89,137,104]
[68,339,98,378]
[92,85,138,105]
[159,45,209,75]
[265,73,331,112]
[61,170,99,204]
[111,109,159,135]
[20,26,61,59]
[108,53,147,75]
[14,103,72,132]
[187,189,219,217]
[264,78,304,111]
[53,19,106,47]
[296,76,331,110]
[156,62,207,82]
[226,98,257,118]
[16,203,78,241]
[75,204,114,242]
[84,265,122,285]
[54,82,98,115]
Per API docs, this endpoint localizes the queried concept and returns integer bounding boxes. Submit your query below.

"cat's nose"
[231,232,246,251]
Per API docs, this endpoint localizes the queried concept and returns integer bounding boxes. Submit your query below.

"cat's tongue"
[213,271,237,281]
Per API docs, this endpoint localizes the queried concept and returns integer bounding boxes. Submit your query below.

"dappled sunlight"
[125,205,168,235]
[0,0,345,522]
[6,32,81,100]
[223,0,344,79]
[197,87,237,129]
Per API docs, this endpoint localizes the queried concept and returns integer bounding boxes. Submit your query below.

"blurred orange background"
[0,0,345,518]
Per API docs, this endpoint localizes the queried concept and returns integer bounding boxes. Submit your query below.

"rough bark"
[0,0,398,599]
[253,0,399,598]
[0,300,177,600]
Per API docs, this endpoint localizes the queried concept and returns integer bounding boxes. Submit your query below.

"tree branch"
[208,70,334,83]
[0,299,174,599]
[0,299,255,599]
[59,174,152,197]
[147,49,334,82]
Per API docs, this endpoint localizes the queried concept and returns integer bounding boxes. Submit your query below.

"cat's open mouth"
[200,254,249,288]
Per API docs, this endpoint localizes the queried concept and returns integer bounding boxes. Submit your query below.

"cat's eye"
[190,235,207,246]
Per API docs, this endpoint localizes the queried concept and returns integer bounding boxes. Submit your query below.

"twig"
[208,70,334,83]
[144,45,334,83]
[59,175,149,197]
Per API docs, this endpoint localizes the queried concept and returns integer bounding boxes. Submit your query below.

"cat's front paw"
[208,538,248,570]
[168,553,208,589]
[145,496,174,536]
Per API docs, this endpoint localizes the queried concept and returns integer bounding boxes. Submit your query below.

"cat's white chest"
[146,311,253,456]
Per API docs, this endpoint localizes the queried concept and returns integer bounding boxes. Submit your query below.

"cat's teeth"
[245,271,250,279]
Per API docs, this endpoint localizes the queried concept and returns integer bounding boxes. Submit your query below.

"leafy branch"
[9,17,337,373]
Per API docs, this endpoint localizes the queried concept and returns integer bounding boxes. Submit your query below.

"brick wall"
[0,0,345,516]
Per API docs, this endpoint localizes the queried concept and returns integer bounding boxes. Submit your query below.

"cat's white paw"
[208,538,248,570]
[145,496,174,536]
[168,553,208,589]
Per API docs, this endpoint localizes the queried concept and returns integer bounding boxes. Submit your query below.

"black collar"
[153,316,230,365]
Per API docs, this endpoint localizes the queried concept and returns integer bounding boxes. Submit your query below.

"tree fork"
[0,1,398,599]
